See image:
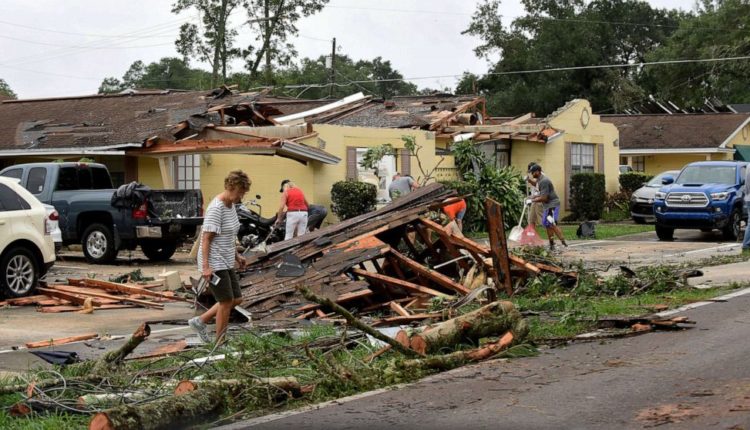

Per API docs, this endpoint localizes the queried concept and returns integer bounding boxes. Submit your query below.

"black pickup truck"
[0,162,203,264]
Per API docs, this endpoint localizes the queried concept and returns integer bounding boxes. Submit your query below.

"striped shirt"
[197,197,240,271]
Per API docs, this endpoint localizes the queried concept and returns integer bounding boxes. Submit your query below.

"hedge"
[330,180,377,221]
[570,173,606,221]
[619,172,653,195]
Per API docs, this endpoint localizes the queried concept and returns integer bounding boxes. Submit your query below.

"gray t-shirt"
[197,197,240,272]
[388,176,414,199]
[537,176,560,211]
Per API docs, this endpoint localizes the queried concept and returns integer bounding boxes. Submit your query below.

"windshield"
[675,166,736,185]
[647,171,678,187]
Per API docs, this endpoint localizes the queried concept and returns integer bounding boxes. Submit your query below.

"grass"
[468,223,654,240]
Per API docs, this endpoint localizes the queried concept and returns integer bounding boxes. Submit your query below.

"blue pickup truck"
[653,161,748,241]
[0,162,203,264]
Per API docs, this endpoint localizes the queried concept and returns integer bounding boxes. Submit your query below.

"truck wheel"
[141,241,177,262]
[82,223,118,264]
[0,246,39,298]
[722,207,742,241]
[655,224,674,241]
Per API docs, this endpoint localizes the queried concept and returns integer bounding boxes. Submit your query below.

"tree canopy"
[0,79,16,99]
[98,58,212,94]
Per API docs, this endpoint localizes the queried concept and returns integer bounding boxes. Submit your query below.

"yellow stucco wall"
[640,153,731,175]
[509,100,619,211]
[138,157,163,189]
[312,125,438,218]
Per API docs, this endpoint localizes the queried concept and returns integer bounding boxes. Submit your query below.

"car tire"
[82,223,118,264]
[633,217,646,225]
[655,224,674,241]
[0,246,39,298]
[722,207,742,241]
[141,241,178,261]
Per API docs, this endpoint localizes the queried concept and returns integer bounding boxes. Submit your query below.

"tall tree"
[0,78,17,99]
[643,0,750,107]
[97,58,213,93]
[462,0,682,115]
[243,0,329,82]
[173,0,245,87]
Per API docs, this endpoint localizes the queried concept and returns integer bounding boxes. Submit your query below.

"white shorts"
[285,211,308,240]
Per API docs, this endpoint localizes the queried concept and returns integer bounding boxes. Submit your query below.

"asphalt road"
[230,290,750,430]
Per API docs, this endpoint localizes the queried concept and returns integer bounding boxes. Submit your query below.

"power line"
[0,19,176,39]
[0,33,175,50]
[326,4,468,16]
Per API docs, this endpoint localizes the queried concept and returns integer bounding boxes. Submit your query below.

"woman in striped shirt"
[189,170,251,344]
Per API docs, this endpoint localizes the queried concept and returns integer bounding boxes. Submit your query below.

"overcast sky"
[0,0,690,99]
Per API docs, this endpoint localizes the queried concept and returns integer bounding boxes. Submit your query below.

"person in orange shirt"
[442,198,467,237]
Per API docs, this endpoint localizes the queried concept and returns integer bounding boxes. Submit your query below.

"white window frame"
[175,154,201,190]
[631,156,645,172]
[571,143,595,174]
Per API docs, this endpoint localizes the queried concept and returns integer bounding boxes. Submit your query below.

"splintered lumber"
[485,199,513,296]
[125,340,187,361]
[395,301,526,355]
[390,249,470,295]
[37,287,105,307]
[77,278,190,302]
[25,333,98,349]
[419,217,490,257]
[508,255,541,274]
[389,301,410,317]
[38,304,136,313]
[297,285,421,358]
[350,269,448,298]
[92,323,150,373]
[47,285,164,310]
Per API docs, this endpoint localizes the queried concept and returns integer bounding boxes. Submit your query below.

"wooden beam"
[485,199,513,296]
[351,269,448,298]
[389,301,410,317]
[509,255,541,274]
[295,288,374,312]
[389,249,471,295]
[77,278,190,302]
[45,285,164,309]
[25,333,99,349]
[419,218,490,256]
[37,288,104,307]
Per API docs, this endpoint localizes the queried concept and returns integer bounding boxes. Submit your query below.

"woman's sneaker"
[188,317,210,343]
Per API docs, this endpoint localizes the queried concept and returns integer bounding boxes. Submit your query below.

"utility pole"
[329,37,336,98]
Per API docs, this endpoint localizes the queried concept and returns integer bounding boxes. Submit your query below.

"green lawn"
[468,223,654,240]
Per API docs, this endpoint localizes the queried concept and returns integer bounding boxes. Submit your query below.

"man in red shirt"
[276,179,309,240]
[442,198,467,237]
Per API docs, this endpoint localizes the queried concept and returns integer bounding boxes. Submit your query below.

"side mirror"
[662,176,674,185]
[255,194,261,199]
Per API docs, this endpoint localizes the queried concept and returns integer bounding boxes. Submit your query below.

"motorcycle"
[235,195,327,249]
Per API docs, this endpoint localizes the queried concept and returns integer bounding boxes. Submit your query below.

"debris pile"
[236,183,570,326]
[0,278,186,313]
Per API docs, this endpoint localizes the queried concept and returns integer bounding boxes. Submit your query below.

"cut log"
[174,377,301,398]
[25,333,98,349]
[398,330,520,372]
[78,392,151,408]
[395,301,526,355]
[89,385,225,430]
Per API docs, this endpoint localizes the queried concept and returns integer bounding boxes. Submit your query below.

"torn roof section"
[439,112,562,144]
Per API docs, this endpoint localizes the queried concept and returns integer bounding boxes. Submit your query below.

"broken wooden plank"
[389,301,410,317]
[37,288,105,307]
[38,304,137,313]
[47,285,164,309]
[389,249,470,295]
[78,279,189,302]
[508,255,541,274]
[485,199,513,296]
[25,333,98,349]
[126,340,188,361]
[295,288,375,312]
[351,268,449,298]
[372,313,443,326]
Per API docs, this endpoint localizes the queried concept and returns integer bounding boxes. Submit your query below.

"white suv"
[0,177,56,297]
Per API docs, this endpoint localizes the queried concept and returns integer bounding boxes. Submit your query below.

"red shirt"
[285,187,308,211]
[442,199,466,220]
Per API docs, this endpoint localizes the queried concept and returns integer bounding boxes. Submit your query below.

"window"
[632,156,645,172]
[77,168,92,189]
[356,148,396,203]
[0,184,30,211]
[571,143,595,174]
[56,167,79,191]
[27,168,46,194]
[1,169,22,180]
[91,167,113,189]
[176,155,201,190]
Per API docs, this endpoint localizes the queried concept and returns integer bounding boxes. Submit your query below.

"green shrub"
[445,141,525,232]
[570,173,606,220]
[619,172,652,195]
[330,181,377,220]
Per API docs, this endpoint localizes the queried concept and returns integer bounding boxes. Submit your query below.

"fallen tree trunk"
[92,323,150,374]
[0,375,105,397]
[89,377,302,430]
[395,301,524,355]
[398,329,524,372]
[297,285,422,358]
